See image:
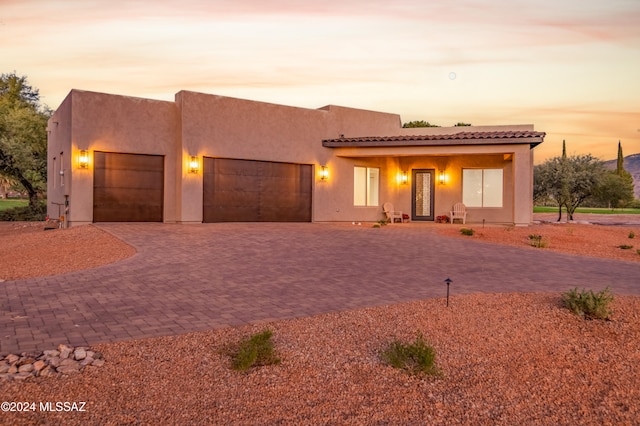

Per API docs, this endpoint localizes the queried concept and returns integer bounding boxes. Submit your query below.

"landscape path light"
[444,278,452,307]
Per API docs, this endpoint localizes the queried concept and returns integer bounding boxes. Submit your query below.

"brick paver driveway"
[2,223,639,354]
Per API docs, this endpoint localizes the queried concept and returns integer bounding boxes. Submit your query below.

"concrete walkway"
[1,222,639,354]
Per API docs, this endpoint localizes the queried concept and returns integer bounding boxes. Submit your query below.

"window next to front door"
[354,166,379,206]
[462,168,503,207]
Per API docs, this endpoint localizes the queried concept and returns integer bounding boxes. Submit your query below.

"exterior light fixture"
[189,156,199,174]
[439,170,447,185]
[79,150,89,169]
[319,165,329,181]
[400,170,408,185]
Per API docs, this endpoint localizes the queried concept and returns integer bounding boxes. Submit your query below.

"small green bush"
[629,231,635,239]
[460,228,475,236]
[230,329,281,371]
[381,333,439,376]
[561,287,614,320]
[618,245,633,250]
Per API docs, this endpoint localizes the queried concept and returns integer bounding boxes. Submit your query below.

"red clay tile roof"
[322,130,546,148]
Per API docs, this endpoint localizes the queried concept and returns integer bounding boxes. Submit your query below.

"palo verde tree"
[534,143,605,221]
[0,72,50,207]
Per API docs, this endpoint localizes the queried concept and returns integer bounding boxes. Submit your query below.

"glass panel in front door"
[412,169,435,221]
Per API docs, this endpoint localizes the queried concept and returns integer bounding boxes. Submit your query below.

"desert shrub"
[230,329,280,371]
[460,228,474,236]
[618,245,633,250]
[0,202,46,221]
[528,234,548,248]
[629,231,635,239]
[561,287,613,320]
[381,333,440,376]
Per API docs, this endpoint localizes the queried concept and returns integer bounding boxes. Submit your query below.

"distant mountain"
[603,153,640,199]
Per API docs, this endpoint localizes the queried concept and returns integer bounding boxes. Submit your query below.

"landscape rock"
[17,364,34,373]
[43,350,60,357]
[80,357,94,367]
[48,357,61,368]
[13,372,32,381]
[39,366,58,377]
[57,365,81,375]
[74,347,87,360]
[5,354,19,364]
[58,344,73,359]
[0,344,105,381]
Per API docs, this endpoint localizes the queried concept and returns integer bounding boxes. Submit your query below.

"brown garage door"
[93,152,164,222]
[203,158,311,222]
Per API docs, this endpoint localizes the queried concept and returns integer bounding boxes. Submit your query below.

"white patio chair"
[383,202,404,224]
[450,202,467,224]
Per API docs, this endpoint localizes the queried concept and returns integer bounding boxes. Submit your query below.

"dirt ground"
[437,215,640,263]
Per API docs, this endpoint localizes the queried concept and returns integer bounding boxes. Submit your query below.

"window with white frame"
[462,168,503,207]
[354,166,379,206]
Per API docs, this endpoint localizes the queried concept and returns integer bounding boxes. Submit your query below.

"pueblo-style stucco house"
[46,89,545,227]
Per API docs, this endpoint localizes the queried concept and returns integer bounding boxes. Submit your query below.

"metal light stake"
[444,278,452,307]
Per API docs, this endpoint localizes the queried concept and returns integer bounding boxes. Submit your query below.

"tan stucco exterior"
[47,89,544,227]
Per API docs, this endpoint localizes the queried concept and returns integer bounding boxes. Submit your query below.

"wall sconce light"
[439,170,447,185]
[189,156,199,174]
[319,165,329,181]
[400,170,408,185]
[79,150,89,169]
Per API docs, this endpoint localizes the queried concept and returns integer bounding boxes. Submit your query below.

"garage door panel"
[97,171,163,189]
[203,158,311,222]
[93,152,164,222]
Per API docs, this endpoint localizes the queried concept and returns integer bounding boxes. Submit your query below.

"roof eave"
[323,137,545,149]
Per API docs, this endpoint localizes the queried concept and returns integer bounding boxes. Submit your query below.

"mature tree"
[591,141,635,208]
[402,120,440,128]
[454,122,472,126]
[534,153,604,221]
[0,72,49,207]
[591,171,635,208]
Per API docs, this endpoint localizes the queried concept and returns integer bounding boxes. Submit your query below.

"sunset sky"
[2,0,639,162]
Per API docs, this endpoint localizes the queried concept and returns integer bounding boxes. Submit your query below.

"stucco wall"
[47,92,72,222]
[47,90,180,226]
[174,91,404,223]
[47,89,539,226]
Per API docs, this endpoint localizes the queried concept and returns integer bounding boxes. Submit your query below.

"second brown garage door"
[203,158,311,222]
[93,152,164,222]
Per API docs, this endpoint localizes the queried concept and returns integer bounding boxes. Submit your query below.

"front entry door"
[412,169,435,221]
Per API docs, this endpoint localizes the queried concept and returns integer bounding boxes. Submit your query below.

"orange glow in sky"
[2,0,639,162]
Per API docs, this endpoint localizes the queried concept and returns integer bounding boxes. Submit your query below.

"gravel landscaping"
[1,220,639,425]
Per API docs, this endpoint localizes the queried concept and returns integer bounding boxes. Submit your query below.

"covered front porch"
[319,128,545,226]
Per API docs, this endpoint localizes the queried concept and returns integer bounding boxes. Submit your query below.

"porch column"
[512,148,533,226]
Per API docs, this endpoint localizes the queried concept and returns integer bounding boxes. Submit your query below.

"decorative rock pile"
[0,344,105,381]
